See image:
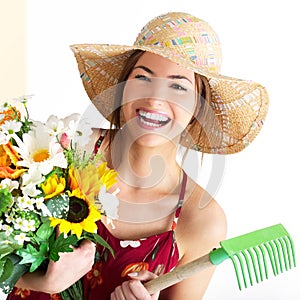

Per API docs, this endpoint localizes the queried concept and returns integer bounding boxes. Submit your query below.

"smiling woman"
[120,52,197,148]
[3,8,273,300]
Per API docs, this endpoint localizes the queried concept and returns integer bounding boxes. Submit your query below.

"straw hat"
[70,12,269,154]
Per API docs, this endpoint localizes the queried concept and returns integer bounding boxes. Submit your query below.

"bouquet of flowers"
[0,97,117,298]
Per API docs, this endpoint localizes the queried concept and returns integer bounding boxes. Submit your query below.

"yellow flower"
[41,174,66,199]
[68,165,79,191]
[49,189,101,239]
[68,162,117,204]
[98,162,118,190]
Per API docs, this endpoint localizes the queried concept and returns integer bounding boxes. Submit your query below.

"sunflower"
[49,188,101,239]
[68,162,117,204]
[97,162,118,190]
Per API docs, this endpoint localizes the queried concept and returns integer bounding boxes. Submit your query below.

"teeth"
[140,118,160,127]
[139,110,169,122]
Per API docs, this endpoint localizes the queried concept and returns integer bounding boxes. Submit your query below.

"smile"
[136,109,171,128]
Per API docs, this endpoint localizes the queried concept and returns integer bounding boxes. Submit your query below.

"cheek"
[121,103,136,122]
[173,95,197,121]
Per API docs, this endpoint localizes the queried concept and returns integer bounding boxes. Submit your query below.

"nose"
[143,78,168,104]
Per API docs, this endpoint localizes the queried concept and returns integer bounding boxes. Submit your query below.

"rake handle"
[144,253,213,294]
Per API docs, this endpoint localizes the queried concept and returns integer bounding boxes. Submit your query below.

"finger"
[128,280,151,300]
[121,281,137,300]
[113,285,127,300]
[110,292,117,300]
[128,270,158,281]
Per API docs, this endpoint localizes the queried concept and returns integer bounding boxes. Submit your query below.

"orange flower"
[121,262,149,277]
[50,293,63,300]
[86,261,104,288]
[0,142,26,179]
[0,107,20,125]
[14,287,31,299]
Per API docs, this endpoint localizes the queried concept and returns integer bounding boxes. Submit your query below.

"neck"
[111,134,182,190]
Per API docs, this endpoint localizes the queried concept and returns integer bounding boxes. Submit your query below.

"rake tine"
[269,240,281,274]
[258,244,269,279]
[247,248,260,284]
[253,246,264,282]
[283,235,296,269]
[236,254,248,289]
[264,242,278,276]
[274,239,284,273]
[278,237,289,271]
[230,256,243,290]
[241,251,253,286]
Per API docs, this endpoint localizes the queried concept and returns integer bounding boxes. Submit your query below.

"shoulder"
[176,181,227,259]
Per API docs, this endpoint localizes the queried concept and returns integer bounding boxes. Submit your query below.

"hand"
[44,239,96,294]
[110,270,160,300]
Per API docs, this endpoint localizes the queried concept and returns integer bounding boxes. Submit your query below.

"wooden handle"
[144,253,213,294]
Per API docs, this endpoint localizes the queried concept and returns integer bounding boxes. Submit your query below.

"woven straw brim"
[71,44,269,155]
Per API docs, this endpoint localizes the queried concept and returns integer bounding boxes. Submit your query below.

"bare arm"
[15,240,96,294]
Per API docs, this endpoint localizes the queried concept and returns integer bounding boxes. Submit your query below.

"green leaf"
[59,279,83,300]
[84,233,114,258]
[16,243,48,272]
[0,232,21,259]
[0,188,13,215]
[45,193,70,219]
[49,234,77,262]
[0,254,30,294]
[0,256,14,282]
[151,244,159,261]
[36,221,55,241]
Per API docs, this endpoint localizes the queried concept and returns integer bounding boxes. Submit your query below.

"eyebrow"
[133,65,193,84]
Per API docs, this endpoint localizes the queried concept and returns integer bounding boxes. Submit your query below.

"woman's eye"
[135,74,150,81]
[170,83,187,91]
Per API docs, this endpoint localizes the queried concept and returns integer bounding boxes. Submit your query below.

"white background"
[2,0,300,299]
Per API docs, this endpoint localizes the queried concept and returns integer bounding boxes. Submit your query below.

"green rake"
[144,224,296,294]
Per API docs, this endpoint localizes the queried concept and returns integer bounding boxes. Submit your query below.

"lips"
[136,109,171,128]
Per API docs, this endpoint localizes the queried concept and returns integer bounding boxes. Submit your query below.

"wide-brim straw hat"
[70,12,269,154]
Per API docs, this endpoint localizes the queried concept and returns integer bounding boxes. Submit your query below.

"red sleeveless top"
[7,132,187,300]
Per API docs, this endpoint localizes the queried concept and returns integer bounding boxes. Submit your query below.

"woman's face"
[121,52,197,148]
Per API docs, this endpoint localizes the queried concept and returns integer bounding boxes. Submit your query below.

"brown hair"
[108,50,212,151]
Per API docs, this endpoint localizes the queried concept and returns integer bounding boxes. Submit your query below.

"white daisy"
[2,224,14,236]
[44,115,65,136]
[13,122,67,175]
[0,131,10,145]
[35,197,51,216]
[13,217,25,230]
[21,165,45,186]
[0,178,19,192]
[63,114,93,148]
[21,182,42,197]
[21,219,36,232]
[98,186,119,229]
[12,94,33,104]
[1,120,22,138]
[17,195,35,211]
[4,213,14,224]
[14,232,30,245]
